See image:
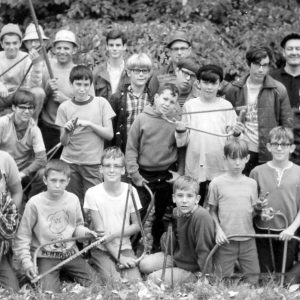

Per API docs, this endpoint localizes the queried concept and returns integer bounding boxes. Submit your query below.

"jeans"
[0,253,19,292]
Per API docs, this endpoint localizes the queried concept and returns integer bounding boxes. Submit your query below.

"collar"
[71,96,93,105]
[232,74,279,89]
[176,205,198,218]
[107,60,125,71]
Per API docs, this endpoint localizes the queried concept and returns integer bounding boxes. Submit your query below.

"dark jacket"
[224,74,293,163]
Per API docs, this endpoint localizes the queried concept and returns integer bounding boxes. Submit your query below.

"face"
[283,39,300,67]
[249,56,270,84]
[54,41,76,65]
[225,155,249,175]
[1,35,21,59]
[154,89,178,115]
[198,79,220,100]
[176,68,196,92]
[173,188,199,214]
[24,39,41,51]
[100,157,125,183]
[71,79,92,102]
[106,38,126,60]
[267,138,295,162]
[169,41,191,65]
[127,67,151,87]
[12,103,35,124]
[43,170,70,200]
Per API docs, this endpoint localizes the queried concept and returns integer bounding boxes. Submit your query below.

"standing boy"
[139,175,215,285]
[126,83,180,252]
[84,147,142,282]
[250,126,300,274]
[56,65,115,205]
[13,159,97,292]
[208,139,260,283]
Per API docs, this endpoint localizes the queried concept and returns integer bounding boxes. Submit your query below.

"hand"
[25,267,37,280]
[0,84,8,98]
[216,227,229,246]
[231,121,245,135]
[131,175,148,187]
[254,193,269,211]
[53,90,68,103]
[85,229,98,238]
[166,170,180,183]
[279,227,295,241]
[77,119,91,128]
[119,256,137,269]
[47,78,58,92]
[99,232,114,244]
[261,207,274,222]
[175,121,187,133]
[64,118,78,132]
[28,48,40,64]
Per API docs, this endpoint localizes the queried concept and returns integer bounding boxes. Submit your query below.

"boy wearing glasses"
[110,53,154,153]
[224,46,293,175]
[250,126,300,274]
[0,89,47,198]
[55,65,115,205]
[84,147,142,282]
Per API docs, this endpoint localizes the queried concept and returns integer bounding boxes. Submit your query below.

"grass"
[1,275,300,300]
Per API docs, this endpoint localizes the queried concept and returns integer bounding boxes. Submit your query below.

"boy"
[175,64,240,205]
[110,53,156,153]
[0,23,44,118]
[125,83,181,252]
[208,139,260,283]
[0,89,47,198]
[83,147,142,282]
[55,65,115,205]
[0,150,21,291]
[250,126,300,274]
[139,175,215,285]
[13,159,97,292]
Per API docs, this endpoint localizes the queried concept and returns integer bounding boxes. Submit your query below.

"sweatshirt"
[125,105,177,181]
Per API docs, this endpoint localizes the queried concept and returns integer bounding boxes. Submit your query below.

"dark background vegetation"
[1,0,300,78]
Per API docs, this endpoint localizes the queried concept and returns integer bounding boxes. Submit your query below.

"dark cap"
[166,31,191,49]
[280,33,300,48]
[197,64,223,82]
[177,56,199,74]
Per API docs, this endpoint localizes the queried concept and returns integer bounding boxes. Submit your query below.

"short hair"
[44,159,71,178]
[268,126,294,144]
[156,83,179,98]
[224,139,249,159]
[106,29,127,45]
[177,56,199,74]
[126,53,152,70]
[197,64,223,83]
[280,33,300,48]
[12,89,35,107]
[245,46,272,66]
[173,175,199,194]
[101,146,125,166]
[69,65,93,84]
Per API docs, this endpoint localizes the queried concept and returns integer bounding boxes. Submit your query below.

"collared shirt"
[126,85,149,133]
[107,60,125,94]
[270,67,300,108]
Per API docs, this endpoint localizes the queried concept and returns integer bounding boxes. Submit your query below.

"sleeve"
[207,179,219,206]
[3,152,21,187]
[74,197,88,238]
[175,104,189,147]
[83,188,98,211]
[55,104,68,128]
[0,197,19,240]
[129,186,142,213]
[125,117,142,178]
[278,86,293,128]
[0,116,7,143]
[100,97,116,123]
[21,57,32,89]
[13,201,37,270]
[31,126,46,153]
[250,180,258,206]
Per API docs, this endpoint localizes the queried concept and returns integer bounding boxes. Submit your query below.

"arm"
[22,151,47,177]
[278,86,293,128]
[279,209,300,241]
[209,205,228,245]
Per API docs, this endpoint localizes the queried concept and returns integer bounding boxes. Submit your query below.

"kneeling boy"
[13,160,97,292]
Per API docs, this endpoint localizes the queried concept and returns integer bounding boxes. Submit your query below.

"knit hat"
[280,33,300,48]
[22,23,49,42]
[197,64,224,82]
[177,56,199,74]
[53,29,78,47]
[0,23,22,41]
[166,31,191,49]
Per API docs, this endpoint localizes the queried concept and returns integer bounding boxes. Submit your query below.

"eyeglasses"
[102,164,124,170]
[170,47,190,52]
[180,69,196,81]
[130,69,150,75]
[17,105,35,111]
[270,142,291,149]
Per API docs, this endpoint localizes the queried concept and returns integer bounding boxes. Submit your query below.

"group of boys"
[0,20,300,293]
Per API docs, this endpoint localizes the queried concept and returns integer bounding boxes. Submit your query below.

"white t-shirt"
[83,182,142,251]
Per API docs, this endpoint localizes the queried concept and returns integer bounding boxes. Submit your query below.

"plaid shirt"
[126,85,149,133]
[0,170,19,259]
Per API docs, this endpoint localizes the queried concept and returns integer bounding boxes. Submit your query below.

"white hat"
[53,29,78,47]
[22,23,49,42]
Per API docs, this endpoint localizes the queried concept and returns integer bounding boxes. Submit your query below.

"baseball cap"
[166,31,191,49]
[280,33,300,48]
[53,29,78,47]
[23,23,49,42]
[0,23,22,41]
